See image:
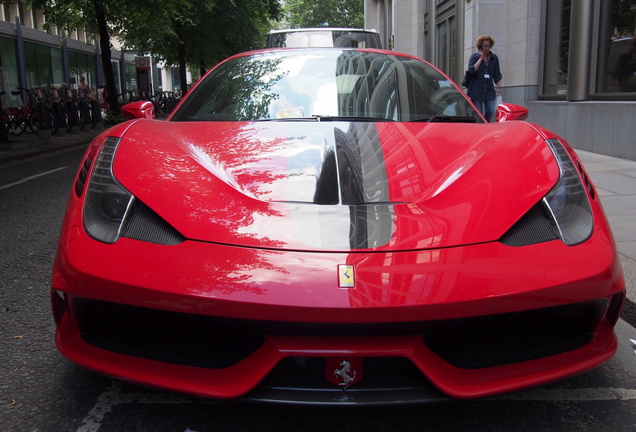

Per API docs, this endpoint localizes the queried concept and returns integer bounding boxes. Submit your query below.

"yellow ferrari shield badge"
[338,265,355,288]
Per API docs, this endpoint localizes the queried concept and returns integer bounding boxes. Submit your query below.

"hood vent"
[122,200,185,245]
[499,202,558,247]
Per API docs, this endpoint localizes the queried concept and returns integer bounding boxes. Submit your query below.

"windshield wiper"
[251,117,318,122]
[410,115,478,123]
[252,115,397,122]
[253,115,477,123]
[311,115,397,122]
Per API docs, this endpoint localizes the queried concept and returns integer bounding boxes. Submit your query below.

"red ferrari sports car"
[52,48,625,405]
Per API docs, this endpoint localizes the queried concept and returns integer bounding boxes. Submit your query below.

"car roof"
[268,27,380,34]
[223,47,423,64]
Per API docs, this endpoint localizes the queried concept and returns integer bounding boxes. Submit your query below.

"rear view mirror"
[122,101,156,120]
[496,103,529,122]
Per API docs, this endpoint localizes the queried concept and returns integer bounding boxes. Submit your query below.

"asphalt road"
[1,147,636,432]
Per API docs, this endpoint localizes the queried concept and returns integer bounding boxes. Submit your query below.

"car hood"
[111,120,559,252]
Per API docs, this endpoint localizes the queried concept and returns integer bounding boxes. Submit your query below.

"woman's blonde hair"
[475,35,496,49]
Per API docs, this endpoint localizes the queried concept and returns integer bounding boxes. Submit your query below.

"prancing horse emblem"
[333,360,356,390]
[338,264,355,288]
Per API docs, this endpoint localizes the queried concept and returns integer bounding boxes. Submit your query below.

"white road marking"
[77,382,197,432]
[0,167,67,190]
[491,387,636,401]
[77,382,636,431]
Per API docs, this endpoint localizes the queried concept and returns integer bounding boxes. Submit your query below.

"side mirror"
[122,101,156,120]
[496,103,529,122]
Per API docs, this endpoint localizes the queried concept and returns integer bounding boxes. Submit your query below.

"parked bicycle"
[140,90,165,118]
[2,87,39,135]
[31,88,60,136]
[0,91,15,135]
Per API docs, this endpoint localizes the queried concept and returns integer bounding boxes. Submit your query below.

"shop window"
[35,44,53,87]
[436,17,456,81]
[541,0,571,97]
[597,0,636,95]
[171,68,181,91]
[110,60,122,94]
[125,61,137,91]
[24,41,54,89]
[0,36,19,106]
[51,47,64,87]
[70,51,96,93]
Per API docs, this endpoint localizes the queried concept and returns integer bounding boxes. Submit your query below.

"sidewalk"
[576,150,636,315]
[1,129,635,310]
[0,125,104,165]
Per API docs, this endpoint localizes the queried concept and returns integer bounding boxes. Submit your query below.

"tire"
[29,111,57,136]
[78,111,86,131]
[64,111,71,134]
[89,109,98,129]
[13,114,27,136]
[50,112,59,135]
[28,112,39,135]
[4,114,17,136]
[2,111,11,135]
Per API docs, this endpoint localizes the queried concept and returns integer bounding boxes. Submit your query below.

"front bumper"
[52,231,625,404]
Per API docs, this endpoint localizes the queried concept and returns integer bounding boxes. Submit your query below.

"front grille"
[245,356,448,405]
[423,300,605,368]
[75,299,265,368]
[75,299,606,370]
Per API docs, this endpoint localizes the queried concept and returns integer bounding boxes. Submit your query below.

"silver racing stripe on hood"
[336,122,391,205]
[280,121,395,250]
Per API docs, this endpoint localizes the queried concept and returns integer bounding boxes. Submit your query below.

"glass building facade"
[365,0,636,160]
[542,0,635,98]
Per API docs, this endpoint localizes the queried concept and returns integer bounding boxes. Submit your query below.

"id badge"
[484,73,491,79]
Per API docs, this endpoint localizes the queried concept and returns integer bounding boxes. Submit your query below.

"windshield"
[171,50,483,123]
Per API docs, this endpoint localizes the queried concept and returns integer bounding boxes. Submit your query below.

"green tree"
[285,0,364,28]
[28,0,280,113]
[614,0,636,37]
[121,0,282,89]
[28,0,164,115]
[116,0,213,93]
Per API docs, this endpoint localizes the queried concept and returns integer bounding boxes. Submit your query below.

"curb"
[0,128,103,165]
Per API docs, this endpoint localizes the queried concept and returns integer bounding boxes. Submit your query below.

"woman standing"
[466,35,502,122]
[78,76,93,100]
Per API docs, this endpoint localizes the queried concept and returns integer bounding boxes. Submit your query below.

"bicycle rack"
[50,89,68,136]
[35,88,52,139]
[65,89,81,134]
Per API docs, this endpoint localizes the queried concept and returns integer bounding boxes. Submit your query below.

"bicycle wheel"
[29,111,57,136]
[12,112,28,136]
[78,111,86,131]
[90,109,99,129]
[28,112,39,135]
[154,102,165,118]
[50,112,59,135]
[2,111,11,135]
[63,111,71,134]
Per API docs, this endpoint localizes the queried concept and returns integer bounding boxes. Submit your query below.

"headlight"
[83,137,135,243]
[543,138,593,246]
